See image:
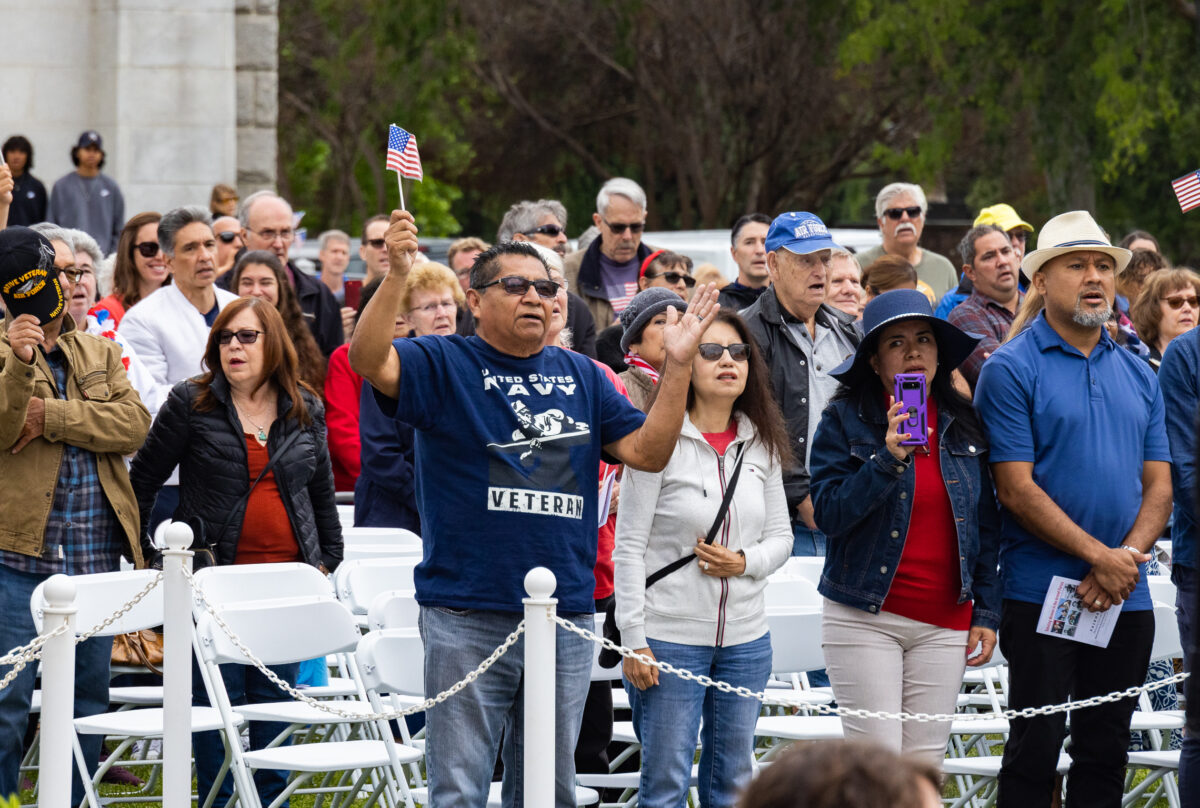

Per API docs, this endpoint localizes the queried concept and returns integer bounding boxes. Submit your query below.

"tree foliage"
[278,0,1200,260]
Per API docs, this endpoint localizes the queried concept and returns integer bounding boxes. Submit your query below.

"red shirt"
[702,421,739,456]
[323,344,362,492]
[235,434,302,565]
[881,399,972,630]
[593,361,630,601]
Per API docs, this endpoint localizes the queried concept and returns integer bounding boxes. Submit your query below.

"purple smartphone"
[893,372,928,446]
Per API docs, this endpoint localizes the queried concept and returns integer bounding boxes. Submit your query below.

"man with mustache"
[948,225,1024,391]
[855,183,958,301]
[974,211,1171,807]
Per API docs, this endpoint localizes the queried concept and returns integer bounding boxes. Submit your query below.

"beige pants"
[821,598,969,766]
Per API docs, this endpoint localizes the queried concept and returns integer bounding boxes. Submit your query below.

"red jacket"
[323,345,362,492]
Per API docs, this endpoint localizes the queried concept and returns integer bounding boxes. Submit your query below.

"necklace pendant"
[257,428,267,442]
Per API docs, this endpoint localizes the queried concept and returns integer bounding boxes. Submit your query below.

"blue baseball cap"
[765,211,843,255]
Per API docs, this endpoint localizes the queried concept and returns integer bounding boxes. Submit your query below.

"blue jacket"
[809,395,1002,629]
[353,380,420,532]
[1159,329,1200,570]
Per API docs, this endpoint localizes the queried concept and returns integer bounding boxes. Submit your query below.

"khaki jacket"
[0,315,150,565]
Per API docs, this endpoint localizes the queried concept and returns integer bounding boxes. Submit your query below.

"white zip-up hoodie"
[614,412,793,650]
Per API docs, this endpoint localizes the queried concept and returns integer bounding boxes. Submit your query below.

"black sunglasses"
[603,219,644,234]
[133,241,162,258]
[216,231,239,243]
[646,271,696,288]
[697,342,751,362]
[883,206,923,221]
[523,224,566,238]
[474,276,560,300]
[366,238,387,249]
[217,329,264,346]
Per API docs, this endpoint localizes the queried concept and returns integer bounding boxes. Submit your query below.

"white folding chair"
[366,590,420,632]
[341,527,422,549]
[31,570,243,808]
[334,558,421,626]
[772,557,824,587]
[754,608,841,760]
[763,577,821,610]
[337,504,355,530]
[194,594,419,808]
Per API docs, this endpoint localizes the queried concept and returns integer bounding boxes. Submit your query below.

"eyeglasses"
[474,276,560,299]
[217,329,264,346]
[134,241,162,258]
[58,268,84,283]
[697,342,751,362]
[1162,294,1199,310]
[249,228,295,244]
[883,206,923,221]
[523,224,566,238]
[603,220,645,235]
[645,271,696,288]
[216,231,240,244]
[365,238,387,250]
[410,300,457,315]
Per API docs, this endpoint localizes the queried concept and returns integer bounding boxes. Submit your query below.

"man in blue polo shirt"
[975,210,1172,808]
[350,210,719,808]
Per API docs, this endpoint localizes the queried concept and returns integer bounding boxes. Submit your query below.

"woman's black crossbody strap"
[644,443,746,588]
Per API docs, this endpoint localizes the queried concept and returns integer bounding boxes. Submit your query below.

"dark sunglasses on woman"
[217,329,264,346]
[133,241,162,258]
[697,342,751,362]
[646,271,696,288]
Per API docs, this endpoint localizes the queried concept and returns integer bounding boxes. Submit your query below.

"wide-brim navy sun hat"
[830,289,982,382]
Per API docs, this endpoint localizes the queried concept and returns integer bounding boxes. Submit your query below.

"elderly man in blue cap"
[742,212,860,557]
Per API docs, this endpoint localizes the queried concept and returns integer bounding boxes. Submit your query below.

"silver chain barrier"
[183,567,526,720]
[553,614,1191,724]
[0,624,70,694]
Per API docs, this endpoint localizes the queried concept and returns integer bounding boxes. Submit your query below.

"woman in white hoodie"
[614,309,793,808]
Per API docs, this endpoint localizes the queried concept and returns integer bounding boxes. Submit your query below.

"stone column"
[235,0,278,194]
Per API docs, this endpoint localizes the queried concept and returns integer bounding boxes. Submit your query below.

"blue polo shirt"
[974,313,1170,610]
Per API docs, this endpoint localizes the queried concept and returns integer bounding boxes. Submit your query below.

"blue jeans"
[192,658,300,808]
[0,564,112,805]
[791,524,826,557]
[1174,564,1200,799]
[419,607,593,808]
[625,634,772,808]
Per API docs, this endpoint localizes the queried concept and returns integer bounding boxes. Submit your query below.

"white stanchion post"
[523,567,557,808]
[161,522,195,808]
[38,574,77,808]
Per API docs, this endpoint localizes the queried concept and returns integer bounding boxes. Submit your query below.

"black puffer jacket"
[130,376,343,570]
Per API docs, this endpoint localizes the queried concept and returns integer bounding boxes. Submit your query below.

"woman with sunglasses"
[808,289,1001,765]
[90,211,169,326]
[638,249,696,300]
[614,309,793,807]
[1130,268,1200,371]
[230,250,327,391]
[130,296,342,808]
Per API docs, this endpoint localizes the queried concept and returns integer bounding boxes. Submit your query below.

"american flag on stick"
[1172,170,1200,213]
[386,125,423,181]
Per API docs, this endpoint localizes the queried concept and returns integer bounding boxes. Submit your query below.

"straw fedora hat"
[1020,210,1131,278]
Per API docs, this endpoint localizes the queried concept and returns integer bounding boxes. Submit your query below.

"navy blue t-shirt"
[379,335,646,613]
[975,313,1170,610]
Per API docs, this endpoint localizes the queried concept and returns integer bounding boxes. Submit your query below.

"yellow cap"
[974,203,1033,233]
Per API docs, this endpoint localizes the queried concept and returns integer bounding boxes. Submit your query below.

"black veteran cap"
[0,227,65,325]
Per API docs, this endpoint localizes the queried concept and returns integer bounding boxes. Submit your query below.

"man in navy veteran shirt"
[975,210,1172,808]
[350,210,719,808]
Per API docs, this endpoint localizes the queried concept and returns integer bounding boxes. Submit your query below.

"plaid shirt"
[947,289,1022,390]
[0,347,121,576]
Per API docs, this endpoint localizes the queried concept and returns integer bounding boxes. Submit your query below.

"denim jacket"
[809,395,1002,630]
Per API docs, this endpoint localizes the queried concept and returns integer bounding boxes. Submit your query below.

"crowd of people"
[0,128,1198,808]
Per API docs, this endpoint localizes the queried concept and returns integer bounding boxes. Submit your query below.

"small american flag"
[1172,170,1200,213]
[386,125,423,181]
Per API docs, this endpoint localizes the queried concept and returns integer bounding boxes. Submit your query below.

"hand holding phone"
[893,372,928,447]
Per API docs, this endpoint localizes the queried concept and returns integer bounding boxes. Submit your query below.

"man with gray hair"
[238,190,343,355]
[855,182,958,300]
[565,177,656,331]
[498,199,570,257]
[120,206,238,530]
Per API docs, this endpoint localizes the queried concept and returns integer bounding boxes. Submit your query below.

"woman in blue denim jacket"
[809,289,1002,765]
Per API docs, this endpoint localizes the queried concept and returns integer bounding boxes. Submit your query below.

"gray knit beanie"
[619,287,687,353]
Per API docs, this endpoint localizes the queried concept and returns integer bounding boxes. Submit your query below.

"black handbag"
[180,429,304,569]
[599,445,746,668]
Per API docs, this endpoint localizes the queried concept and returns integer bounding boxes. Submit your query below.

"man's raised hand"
[661,283,720,366]
[385,210,419,278]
